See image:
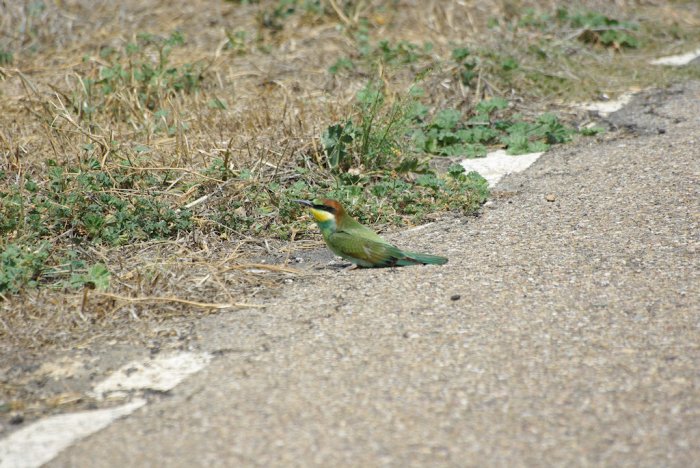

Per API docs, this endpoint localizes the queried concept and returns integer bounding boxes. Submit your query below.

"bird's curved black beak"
[293,199,313,207]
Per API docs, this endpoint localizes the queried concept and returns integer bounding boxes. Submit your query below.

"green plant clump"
[261,0,326,31]
[312,83,490,226]
[1,159,192,246]
[520,7,639,49]
[413,97,574,157]
[203,82,493,240]
[0,242,51,295]
[291,80,583,237]
[0,158,191,294]
[452,47,478,86]
[330,35,433,75]
[74,31,205,126]
[321,82,429,173]
[0,48,12,65]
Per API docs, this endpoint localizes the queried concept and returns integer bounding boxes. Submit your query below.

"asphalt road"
[50,82,699,467]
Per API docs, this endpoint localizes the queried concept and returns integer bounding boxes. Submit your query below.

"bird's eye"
[313,204,335,214]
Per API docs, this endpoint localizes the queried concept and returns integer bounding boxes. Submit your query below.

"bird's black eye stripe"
[313,204,336,214]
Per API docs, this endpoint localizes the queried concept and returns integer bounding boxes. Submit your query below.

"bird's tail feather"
[399,251,448,266]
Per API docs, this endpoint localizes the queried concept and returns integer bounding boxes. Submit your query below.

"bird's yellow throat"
[309,207,334,223]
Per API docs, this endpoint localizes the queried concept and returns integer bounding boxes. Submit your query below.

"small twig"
[562,26,636,42]
[402,222,436,234]
[94,292,263,309]
[79,288,89,322]
[220,263,300,274]
[328,0,352,27]
[519,65,581,81]
[0,316,16,338]
[164,174,186,192]
[474,67,483,102]
[129,305,140,321]
[205,266,238,304]
[125,166,224,183]
[183,178,236,209]
[15,69,41,95]
[184,193,210,209]
[214,243,245,269]
[479,75,503,96]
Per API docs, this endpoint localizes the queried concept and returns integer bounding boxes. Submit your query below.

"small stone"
[545,193,556,202]
[9,412,24,425]
[450,294,461,301]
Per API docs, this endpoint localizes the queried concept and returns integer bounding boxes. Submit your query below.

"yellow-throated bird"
[294,199,448,268]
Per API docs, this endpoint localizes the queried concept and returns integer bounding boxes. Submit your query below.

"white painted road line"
[0,351,213,468]
[0,399,146,468]
[651,48,700,66]
[461,149,544,187]
[91,352,213,399]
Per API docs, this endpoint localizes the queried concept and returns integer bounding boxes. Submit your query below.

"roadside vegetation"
[1,0,699,354]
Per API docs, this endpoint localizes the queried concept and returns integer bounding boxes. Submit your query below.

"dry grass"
[1,0,699,376]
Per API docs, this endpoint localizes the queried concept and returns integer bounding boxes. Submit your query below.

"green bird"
[294,199,448,268]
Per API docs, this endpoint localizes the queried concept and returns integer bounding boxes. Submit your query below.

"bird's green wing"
[337,219,388,245]
[327,231,416,267]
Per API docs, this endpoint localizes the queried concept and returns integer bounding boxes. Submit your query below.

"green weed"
[0,158,192,294]
[321,82,426,173]
[0,242,51,295]
[412,97,574,157]
[331,34,433,75]
[0,48,12,65]
[66,262,111,291]
[520,7,639,49]
[312,82,489,228]
[202,82,491,241]
[328,57,354,74]
[1,159,192,246]
[224,29,250,55]
[72,31,204,127]
[260,0,326,31]
[0,240,111,295]
[452,47,478,86]
[563,9,639,49]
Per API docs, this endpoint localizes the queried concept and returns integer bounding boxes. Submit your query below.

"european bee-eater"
[294,199,448,268]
